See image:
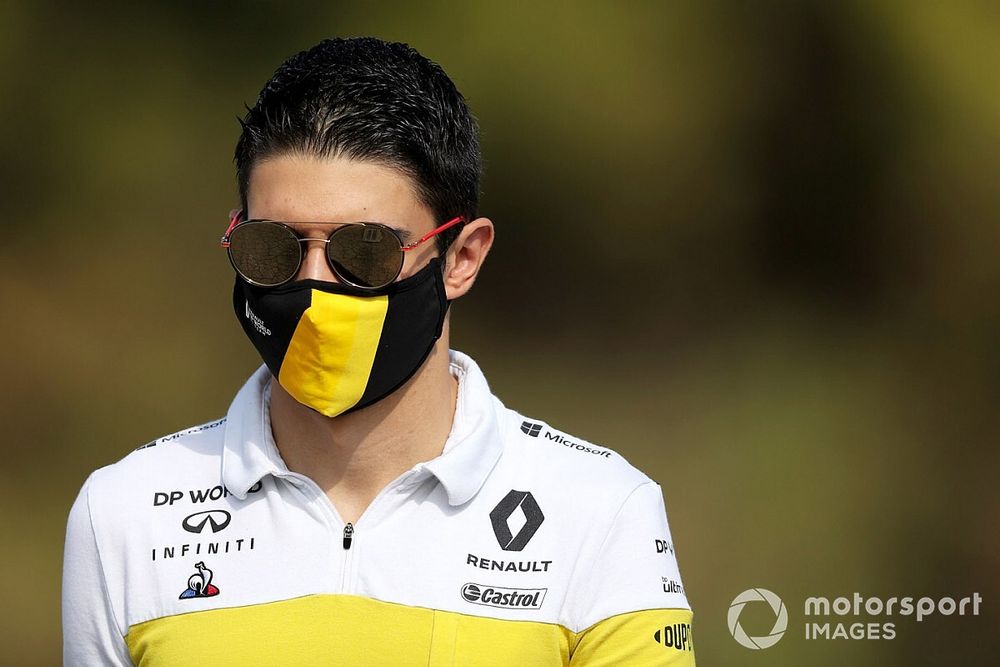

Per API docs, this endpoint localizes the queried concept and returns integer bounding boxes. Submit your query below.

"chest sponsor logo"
[653,622,693,652]
[542,431,612,458]
[490,490,544,552]
[135,418,226,451]
[662,577,685,594]
[520,421,611,458]
[179,561,220,599]
[153,480,262,507]
[656,539,674,556]
[461,583,547,610]
[152,537,256,561]
[467,553,552,573]
[183,510,232,534]
[520,421,543,437]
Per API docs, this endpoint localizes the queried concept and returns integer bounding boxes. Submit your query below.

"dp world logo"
[728,588,788,649]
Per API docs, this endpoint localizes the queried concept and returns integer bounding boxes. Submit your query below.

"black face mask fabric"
[233,258,449,418]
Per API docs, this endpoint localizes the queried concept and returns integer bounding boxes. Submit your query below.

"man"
[63,37,695,665]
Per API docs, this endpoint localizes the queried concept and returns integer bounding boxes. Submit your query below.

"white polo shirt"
[63,351,695,665]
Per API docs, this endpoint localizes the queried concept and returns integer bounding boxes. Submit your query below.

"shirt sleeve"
[569,481,695,666]
[63,474,134,666]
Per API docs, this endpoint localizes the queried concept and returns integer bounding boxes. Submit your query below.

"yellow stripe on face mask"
[278,290,388,417]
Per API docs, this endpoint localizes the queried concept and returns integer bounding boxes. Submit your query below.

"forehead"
[246,154,435,235]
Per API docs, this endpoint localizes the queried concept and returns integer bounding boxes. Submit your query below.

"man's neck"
[268,339,459,523]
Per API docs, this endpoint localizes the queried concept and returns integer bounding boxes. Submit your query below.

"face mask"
[233,258,449,418]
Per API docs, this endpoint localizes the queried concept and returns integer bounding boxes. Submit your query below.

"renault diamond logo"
[182,510,232,534]
[490,490,544,551]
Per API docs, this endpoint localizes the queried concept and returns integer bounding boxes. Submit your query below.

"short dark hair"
[234,37,481,252]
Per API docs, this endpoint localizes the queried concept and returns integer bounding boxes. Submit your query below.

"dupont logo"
[520,421,543,437]
[461,583,546,610]
[653,622,694,652]
[490,490,545,551]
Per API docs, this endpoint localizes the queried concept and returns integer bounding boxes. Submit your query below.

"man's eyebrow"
[387,225,413,243]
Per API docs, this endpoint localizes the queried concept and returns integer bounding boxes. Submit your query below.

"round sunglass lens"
[327,225,403,288]
[228,221,301,287]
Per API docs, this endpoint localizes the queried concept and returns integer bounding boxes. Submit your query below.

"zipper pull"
[343,522,354,550]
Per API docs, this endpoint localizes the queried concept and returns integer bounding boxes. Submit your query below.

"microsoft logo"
[520,421,542,437]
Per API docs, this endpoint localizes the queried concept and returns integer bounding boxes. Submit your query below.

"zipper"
[283,469,422,593]
[282,473,355,591]
[340,522,354,592]
[343,522,354,550]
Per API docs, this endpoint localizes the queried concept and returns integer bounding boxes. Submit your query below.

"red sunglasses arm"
[402,216,465,251]
[220,209,243,247]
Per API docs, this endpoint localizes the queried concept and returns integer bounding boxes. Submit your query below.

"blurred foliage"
[1,1,998,664]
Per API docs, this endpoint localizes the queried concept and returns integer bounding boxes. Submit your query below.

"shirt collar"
[221,365,286,499]
[424,350,505,506]
[221,350,505,506]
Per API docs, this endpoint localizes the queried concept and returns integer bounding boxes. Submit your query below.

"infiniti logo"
[182,510,232,534]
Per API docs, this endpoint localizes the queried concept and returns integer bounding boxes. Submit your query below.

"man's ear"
[443,217,494,300]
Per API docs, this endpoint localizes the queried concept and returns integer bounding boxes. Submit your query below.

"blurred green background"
[2,1,998,664]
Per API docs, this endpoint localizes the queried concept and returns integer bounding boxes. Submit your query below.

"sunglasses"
[220,210,464,289]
